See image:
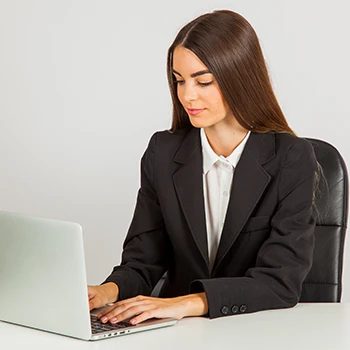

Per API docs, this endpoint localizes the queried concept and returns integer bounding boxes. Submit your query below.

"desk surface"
[1,303,349,350]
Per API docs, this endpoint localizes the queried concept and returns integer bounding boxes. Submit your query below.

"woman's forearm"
[178,292,208,317]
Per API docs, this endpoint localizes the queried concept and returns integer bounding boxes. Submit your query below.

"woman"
[88,9,317,325]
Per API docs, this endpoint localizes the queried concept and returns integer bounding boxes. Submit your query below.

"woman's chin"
[188,117,210,129]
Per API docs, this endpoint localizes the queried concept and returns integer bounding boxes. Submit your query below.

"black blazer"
[104,128,317,319]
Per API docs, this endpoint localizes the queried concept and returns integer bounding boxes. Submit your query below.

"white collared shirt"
[200,128,251,271]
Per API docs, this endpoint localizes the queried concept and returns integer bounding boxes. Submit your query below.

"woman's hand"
[88,283,119,310]
[97,293,208,325]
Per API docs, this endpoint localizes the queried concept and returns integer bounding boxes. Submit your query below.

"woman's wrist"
[178,292,208,317]
[103,282,119,304]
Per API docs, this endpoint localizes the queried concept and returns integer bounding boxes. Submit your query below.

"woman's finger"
[130,309,163,325]
[99,299,154,322]
[109,304,156,324]
[97,295,151,318]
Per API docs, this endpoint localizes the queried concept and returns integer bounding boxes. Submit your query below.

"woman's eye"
[175,80,213,87]
[198,81,213,87]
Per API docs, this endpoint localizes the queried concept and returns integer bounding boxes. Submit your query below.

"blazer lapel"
[213,132,275,273]
[173,128,209,268]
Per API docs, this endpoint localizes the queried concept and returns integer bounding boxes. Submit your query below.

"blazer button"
[221,306,229,315]
[239,304,247,313]
[231,305,239,314]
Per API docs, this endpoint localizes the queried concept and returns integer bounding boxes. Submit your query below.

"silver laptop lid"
[0,211,92,340]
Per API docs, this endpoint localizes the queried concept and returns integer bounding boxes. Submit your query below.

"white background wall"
[1,1,349,300]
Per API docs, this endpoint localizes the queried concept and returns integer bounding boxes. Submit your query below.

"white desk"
[1,303,349,350]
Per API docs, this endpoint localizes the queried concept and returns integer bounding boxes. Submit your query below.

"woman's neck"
[204,122,249,157]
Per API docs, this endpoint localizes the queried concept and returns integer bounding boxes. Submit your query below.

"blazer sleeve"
[190,138,318,318]
[103,132,171,300]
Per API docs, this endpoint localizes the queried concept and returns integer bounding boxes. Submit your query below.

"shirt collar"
[200,128,251,174]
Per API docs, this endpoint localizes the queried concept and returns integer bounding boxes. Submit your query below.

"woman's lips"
[187,108,205,116]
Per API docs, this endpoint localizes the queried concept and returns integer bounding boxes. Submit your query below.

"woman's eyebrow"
[172,69,211,78]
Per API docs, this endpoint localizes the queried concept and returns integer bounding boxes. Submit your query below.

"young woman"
[88,9,317,325]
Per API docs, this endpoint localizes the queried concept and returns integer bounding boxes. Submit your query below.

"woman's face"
[172,45,234,129]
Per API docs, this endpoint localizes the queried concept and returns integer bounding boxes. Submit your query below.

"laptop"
[0,211,177,340]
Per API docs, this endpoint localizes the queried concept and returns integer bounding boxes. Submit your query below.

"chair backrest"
[300,138,348,302]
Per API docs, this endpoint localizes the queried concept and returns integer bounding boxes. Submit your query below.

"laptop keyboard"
[90,315,135,334]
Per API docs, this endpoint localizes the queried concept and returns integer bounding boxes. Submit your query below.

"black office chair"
[152,138,349,302]
[300,138,348,302]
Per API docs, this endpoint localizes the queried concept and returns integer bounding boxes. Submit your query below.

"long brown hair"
[167,10,295,135]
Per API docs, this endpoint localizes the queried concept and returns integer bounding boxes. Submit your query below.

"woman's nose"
[183,85,198,102]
